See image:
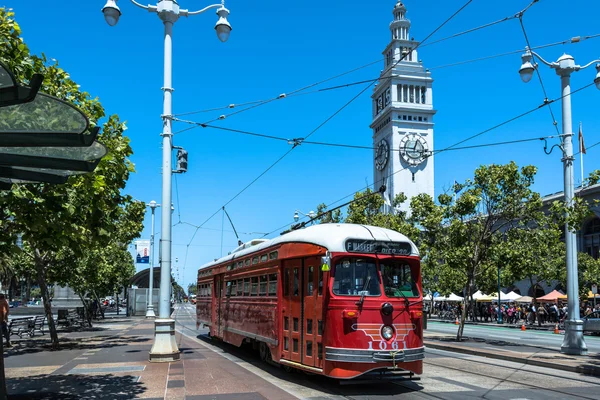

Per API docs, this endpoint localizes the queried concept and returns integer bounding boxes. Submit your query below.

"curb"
[428,319,554,331]
[424,341,600,377]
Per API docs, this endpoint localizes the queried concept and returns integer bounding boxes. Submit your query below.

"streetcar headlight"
[382,325,394,340]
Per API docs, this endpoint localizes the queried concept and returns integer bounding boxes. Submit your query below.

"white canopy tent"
[504,291,522,301]
[472,290,486,300]
[447,293,464,302]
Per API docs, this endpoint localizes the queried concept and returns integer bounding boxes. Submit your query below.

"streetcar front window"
[381,262,420,298]
[333,258,381,296]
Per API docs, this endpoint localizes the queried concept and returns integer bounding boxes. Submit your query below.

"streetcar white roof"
[198,223,418,271]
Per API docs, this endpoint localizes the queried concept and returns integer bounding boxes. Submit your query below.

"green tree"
[499,219,564,305]
[411,162,543,340]
[0,8,143,349]
[188,283,197,296]
[314,203,343,224]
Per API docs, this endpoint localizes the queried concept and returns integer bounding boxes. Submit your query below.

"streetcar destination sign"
[345,239,412,255]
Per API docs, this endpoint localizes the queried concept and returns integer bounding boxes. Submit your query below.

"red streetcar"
[196,223,424,380]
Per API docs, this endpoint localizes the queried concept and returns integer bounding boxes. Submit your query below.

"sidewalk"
[3,316,295,399]
[428,316,561,331]
[424,330,600,377]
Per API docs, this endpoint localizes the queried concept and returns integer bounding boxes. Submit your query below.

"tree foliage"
[0,8,144,349]
[411,162,543,340]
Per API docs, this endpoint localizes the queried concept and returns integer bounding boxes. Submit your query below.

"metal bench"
[31,315,46,336]
[8,317,34,338]
[57,308,84,328]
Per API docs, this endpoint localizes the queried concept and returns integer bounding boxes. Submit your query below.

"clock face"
[375,139,389,171]
[399,134,428,166]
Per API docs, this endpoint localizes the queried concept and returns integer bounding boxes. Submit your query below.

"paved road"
[426,320,600,353]
[173,304,600,399]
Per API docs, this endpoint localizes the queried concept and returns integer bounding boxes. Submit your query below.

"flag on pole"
[453,180,461,194]
[579,123,586,154]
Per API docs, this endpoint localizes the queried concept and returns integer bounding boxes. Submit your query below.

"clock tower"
[371,1,435,215]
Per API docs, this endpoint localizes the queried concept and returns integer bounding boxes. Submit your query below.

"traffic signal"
[176,148,188,173]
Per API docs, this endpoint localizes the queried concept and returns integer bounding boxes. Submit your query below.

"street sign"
[592,284,597,295]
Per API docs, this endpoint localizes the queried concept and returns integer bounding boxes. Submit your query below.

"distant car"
[582,311,600,333]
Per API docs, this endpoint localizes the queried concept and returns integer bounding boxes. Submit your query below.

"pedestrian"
[0,292,11,348]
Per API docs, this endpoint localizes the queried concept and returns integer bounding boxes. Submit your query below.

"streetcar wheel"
[283,365,294,373]
[259,342,270,361]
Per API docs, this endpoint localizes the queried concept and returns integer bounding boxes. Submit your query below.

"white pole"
[560,72,588,355]
[580,122,584,186]
[159,18,174,320]
[149,2,180,361]
[146,202,158,318]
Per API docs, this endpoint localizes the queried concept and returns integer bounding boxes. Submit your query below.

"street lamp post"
[293,210,316,223]
[519,48,600,355]
[146,200,160,318]
[102,0,232,362]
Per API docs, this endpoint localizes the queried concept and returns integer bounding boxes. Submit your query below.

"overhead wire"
[517,3,561,136]
[173,29,600,135]
[177,120,562,154]
[178,0,475,265]
[173,1,543,127]
[429,33,600,70]
[260,81,597,237]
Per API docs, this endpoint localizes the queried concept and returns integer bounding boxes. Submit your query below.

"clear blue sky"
[10,0,600,290]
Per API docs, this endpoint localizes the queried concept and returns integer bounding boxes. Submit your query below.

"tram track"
[422,348,600,400]
[173,304,600,399]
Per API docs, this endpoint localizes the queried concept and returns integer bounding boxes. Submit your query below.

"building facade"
[371,1,436,215]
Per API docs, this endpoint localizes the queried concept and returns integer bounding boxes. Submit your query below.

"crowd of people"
[432,300,600,326]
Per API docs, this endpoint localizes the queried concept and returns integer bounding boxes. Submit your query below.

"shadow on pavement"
[3,335,151,358]
[7,373,146,400]
[195,334,424,397]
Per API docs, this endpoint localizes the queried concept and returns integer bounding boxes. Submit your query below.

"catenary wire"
[172,30,600,135]
[439,82,595,153]
[518,11,561,136]
[261,83,596,236]
[178,0,475,263]
[178,120,561,153]
[174,0,541,125]
[429,33,600,70]
[172,7,524,118]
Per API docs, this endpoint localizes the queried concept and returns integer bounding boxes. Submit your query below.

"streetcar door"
[213,275,222,338]
[282,260,302,363]
[303,257,323,368]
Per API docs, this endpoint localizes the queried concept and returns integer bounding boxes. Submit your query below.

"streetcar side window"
[230,281,237,297]
[318,268,323,296]
[332,258,381,296]
[293,268,299,296]
[251,277,259,296]
[284,269,290,296]
[208,283,212,297]
[381,262,420,298]
[259,275,267,295]
[307,266,314,295]
[226,281,232,297]
[243,278,250,296]
[268,273,278,296]
[237,279,243,296]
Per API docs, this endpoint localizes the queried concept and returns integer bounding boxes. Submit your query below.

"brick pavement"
[3,317,296,400]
